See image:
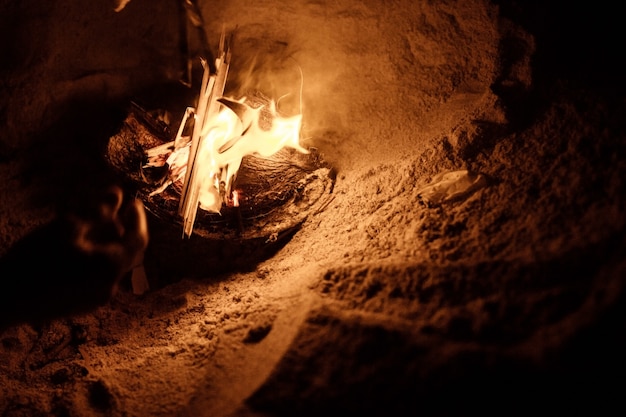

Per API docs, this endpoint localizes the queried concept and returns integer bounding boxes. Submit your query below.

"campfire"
[142,31,310,237]
[105,29,334,278]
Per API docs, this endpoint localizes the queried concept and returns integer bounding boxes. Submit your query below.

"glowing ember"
[232,189,240,207]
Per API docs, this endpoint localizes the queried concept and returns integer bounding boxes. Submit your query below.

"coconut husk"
[106,104,334,281]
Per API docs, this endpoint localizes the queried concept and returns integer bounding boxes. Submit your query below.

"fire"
[171,96,308,213]
[144,30,309,237]
[232,190,240,207]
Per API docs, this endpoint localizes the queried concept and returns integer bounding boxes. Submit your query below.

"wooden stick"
[178,60,212,219]
[182,59,229,237]
[179,28,231,238]
[174,106,196,150]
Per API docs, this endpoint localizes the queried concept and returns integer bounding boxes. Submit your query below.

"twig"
[313,195,335,215]
[178,28,231,238]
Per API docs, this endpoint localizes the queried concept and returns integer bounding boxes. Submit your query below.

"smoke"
[225,36,305,118]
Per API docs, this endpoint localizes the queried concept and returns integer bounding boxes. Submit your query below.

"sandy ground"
[1,0,625,416]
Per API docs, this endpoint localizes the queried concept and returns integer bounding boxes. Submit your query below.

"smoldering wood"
[106,104,334,281]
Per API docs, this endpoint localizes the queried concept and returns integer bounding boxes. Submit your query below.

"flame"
[167,96,308,213]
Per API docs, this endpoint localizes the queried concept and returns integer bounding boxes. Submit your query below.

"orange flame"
[168,96,308,213]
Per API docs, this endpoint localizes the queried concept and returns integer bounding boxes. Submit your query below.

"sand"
[1,1,624,416]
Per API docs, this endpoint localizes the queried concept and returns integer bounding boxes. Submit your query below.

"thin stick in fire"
[178,29,232,238]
